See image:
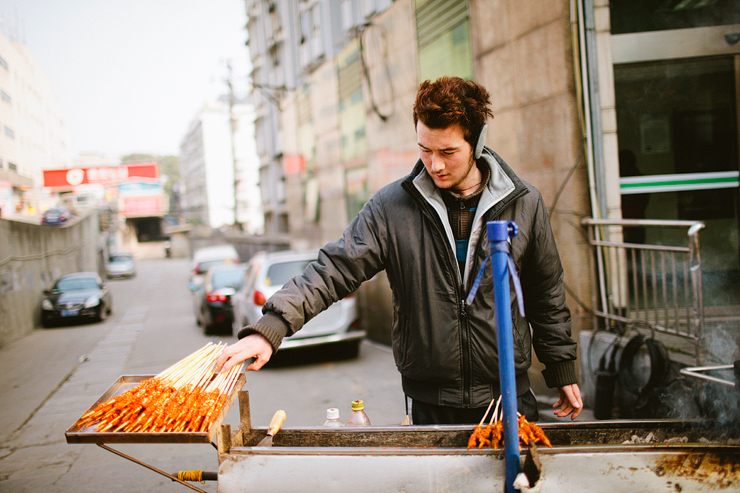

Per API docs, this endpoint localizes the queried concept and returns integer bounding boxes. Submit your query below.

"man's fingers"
[215,334,273,373]
[569,385,584,420]
[245,356,267,371]
[553,384,584,419]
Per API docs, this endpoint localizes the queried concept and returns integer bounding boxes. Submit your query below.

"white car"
[104,251,136,279]
[231,250,365,358]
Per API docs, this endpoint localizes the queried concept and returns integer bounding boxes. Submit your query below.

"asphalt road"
[0,254,405,492]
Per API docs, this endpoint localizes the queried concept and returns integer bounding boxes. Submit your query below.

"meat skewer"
[75,343,244,433]
[466,395,551,449]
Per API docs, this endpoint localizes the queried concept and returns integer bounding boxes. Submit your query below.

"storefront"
[609,2,740,306]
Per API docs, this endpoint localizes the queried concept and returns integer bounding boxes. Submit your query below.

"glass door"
[613,60,740,307]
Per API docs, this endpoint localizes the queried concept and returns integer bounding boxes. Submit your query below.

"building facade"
[180,98,262,232]
[243,0,740,386]
[0,32,70,216]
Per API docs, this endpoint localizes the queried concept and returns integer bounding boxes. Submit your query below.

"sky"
[0,0,252,160]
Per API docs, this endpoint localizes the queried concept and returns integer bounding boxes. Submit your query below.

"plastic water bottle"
[346,400,371,426]
[323,408,344,427]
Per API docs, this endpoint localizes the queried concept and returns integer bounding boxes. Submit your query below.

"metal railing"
[582,218,706,364]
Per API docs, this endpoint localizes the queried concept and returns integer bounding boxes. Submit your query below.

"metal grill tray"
[65,373,245,444]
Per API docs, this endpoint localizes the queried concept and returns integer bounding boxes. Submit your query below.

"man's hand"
[216,334,274,372]
[553,383,583,420]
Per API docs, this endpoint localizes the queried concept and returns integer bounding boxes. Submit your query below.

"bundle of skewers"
[467,396,551,450]
[75,342,244,433]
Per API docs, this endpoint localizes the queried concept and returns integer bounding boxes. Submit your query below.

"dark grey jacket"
[240,148,578,409]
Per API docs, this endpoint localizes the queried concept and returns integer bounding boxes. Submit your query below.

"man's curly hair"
[413,76,494,150]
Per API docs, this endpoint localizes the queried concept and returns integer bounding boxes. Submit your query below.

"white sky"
[0,0,252,159]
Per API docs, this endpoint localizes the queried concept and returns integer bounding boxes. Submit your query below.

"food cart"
[66,381,740,492]
[65,222,740,491]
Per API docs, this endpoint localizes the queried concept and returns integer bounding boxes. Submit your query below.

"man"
[217,76,583,424]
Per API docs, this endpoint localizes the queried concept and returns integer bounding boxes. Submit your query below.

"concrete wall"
[188,230,292,265]
[267,0,596,354]
[0,213,102,348]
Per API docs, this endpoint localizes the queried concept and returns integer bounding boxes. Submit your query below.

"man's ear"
[474,124,487,159]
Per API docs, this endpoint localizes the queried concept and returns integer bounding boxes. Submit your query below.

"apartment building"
[0,31,70,216]
[179,98,262,232]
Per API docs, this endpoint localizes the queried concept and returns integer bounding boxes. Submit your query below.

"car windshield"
[265,260,313,286]
[56,277,99,291]
[109,254,132,262]
[211,267,246,289]
[198,259,234,274]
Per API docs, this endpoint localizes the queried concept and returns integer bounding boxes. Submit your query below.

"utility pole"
[225,60,241,230]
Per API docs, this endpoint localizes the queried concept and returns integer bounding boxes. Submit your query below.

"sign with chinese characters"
[43,162,158,188]
[119,181,163,217]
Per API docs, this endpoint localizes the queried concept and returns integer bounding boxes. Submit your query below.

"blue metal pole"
[487,221,521,492]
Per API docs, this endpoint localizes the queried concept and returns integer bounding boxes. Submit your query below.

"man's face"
[417,121,478,194]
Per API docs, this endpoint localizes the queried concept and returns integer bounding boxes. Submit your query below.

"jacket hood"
[404,147,526,200]
[402,147,528,282]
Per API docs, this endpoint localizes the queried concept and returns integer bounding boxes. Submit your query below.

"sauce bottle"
[346,400,371,426]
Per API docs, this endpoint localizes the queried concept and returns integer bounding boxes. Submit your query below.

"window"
[4,126,14,139]
[8,162,17,171]
[0,90,10,104]
[341,0,353,32]
[300,9,311,44]
[610,0,740,35]
[0,56,7,70]
[415,0,473,82]
[337,45,367,161]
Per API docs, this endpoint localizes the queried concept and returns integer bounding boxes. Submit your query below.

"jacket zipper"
[402,169,529,409]
[407,186,470,405]
[459,297,470,406]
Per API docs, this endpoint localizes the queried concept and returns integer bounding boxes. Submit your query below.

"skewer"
[489,395,503,426]
[477,396,497,427]
[79,343,243,433]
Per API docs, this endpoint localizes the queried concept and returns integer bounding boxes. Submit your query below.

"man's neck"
[448,165,483,198]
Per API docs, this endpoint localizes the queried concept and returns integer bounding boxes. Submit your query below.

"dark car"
[192,263,246,334]
[42,206,72,225]
[41,272,112,327]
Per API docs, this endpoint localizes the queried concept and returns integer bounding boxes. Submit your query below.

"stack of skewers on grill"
[75,342,245,433]
[467,396,552,450]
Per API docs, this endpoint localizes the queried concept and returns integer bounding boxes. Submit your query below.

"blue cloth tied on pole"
[465,241,525,317]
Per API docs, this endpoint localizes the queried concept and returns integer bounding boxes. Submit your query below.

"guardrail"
[582,218,706,364]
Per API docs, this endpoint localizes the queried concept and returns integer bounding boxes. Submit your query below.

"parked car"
[231,251,365,358]
[189,244,240,290]
[104,251,136,279]
[193,263,247,334]
[41,206,72,225]
[40,272,112,327]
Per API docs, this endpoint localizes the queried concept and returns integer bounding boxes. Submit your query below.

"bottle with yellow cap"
[346,399,371,426]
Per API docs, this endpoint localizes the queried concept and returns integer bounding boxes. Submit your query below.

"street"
[0,253,405,493]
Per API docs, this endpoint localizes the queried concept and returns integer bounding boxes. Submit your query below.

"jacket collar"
[405,147,524,210]
[403,148,527,283]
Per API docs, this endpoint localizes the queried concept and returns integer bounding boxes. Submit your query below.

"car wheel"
[201,309,212,334]
[203,322,214,335]
[336,339,362,360]
[41,313,52,328]
[97,304,108,322]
